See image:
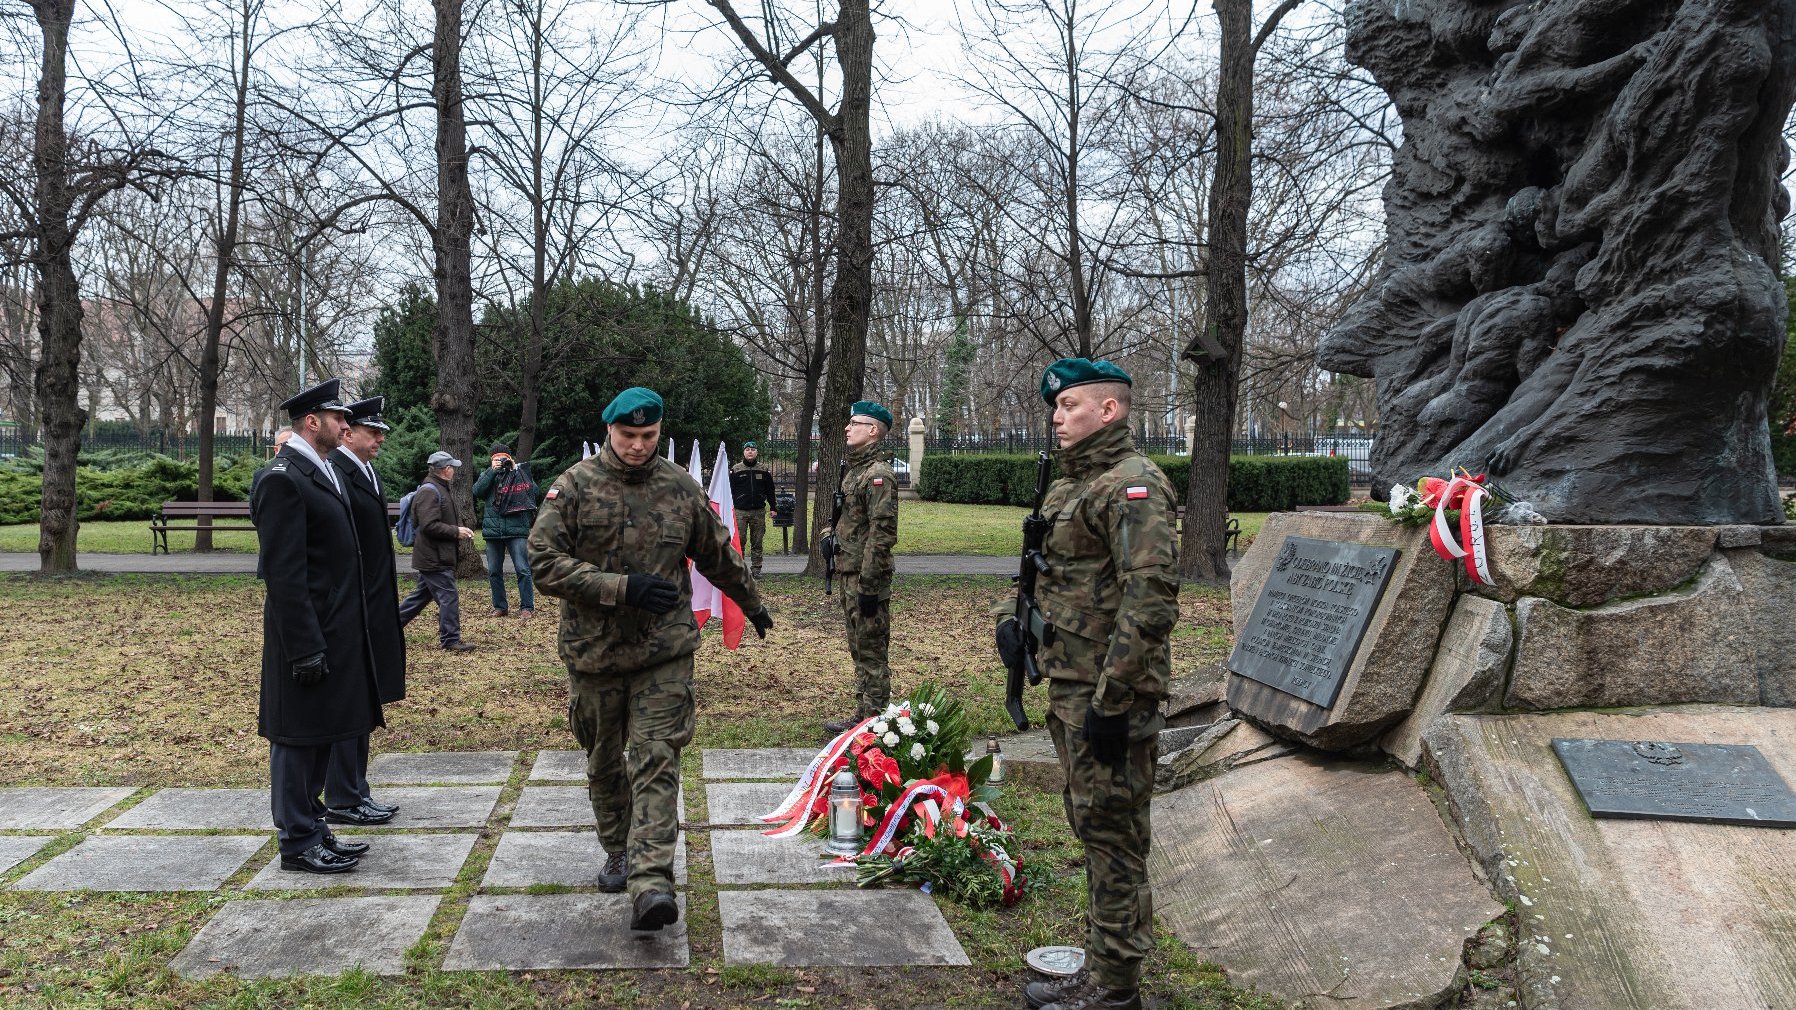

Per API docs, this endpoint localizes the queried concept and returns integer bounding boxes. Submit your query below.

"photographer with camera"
[472,442,541,619]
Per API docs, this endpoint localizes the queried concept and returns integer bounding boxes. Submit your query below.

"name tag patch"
[1125,486,1149,500]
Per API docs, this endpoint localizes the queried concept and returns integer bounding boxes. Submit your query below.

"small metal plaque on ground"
[1552,738,1796,827]
[1227,537,1399,708]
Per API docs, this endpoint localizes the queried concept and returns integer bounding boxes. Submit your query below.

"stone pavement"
[0,747,969,978]
[0,551,1013,576]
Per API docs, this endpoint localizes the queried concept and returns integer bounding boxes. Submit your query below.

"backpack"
[394,483,437,547]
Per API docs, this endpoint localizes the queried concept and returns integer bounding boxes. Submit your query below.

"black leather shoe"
[597,852,627,893]
[822,717,858,735]
[321,833,370,858]
[362,796,399,815]
[280,842,359,874]
[1025,970,1089,1009]
[629,890,679,931]
[324,802,396,826]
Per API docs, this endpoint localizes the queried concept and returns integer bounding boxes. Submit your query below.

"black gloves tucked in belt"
[623,574,681,614]
[1082,706,1129,767]
[996,618,1025,671]
[291,652,328,687]
[858,593,882,618]
[748,607,774,639]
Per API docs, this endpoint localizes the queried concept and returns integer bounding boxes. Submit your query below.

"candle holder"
[825,769,864,857]
[986,736,1005,785]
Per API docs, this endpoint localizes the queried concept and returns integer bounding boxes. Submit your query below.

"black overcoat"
[251,445,384,746]
[331,449,407,704]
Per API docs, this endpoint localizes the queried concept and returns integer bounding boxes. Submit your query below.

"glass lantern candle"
[825,769,864,856]
[986,736,1005,785]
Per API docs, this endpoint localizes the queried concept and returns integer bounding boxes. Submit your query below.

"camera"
[498,457,514,471]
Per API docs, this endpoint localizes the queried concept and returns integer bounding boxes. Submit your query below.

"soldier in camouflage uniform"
[528,386,774,932]
[822,400,899,734]
[996,359,1179,1010]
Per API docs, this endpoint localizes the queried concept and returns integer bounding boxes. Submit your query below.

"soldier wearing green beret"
[528,386,775,932]
[1000,358,1179,1010]
[729,441,777,578]
[821,400,900,734]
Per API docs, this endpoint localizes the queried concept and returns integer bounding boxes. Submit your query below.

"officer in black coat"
[323,396,406,824]
[251,378,385,874]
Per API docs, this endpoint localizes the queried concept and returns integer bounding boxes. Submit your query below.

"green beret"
[1040,357,1131,404]
[603,387,664,426]
[850,400,893,429]
[743,440,758,449]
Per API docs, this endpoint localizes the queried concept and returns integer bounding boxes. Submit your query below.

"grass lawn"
[0,503,1273,558]
[0,574,1276,1010]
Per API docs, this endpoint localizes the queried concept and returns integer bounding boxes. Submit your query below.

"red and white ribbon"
[759,717,876,838]
[832,781,965,864]
[1428,476,1493,585]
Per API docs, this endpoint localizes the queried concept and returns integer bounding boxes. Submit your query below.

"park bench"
[151,499,402,554]
[1172,507,1242,554]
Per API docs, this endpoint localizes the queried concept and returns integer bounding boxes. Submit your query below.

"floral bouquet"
[1379,468,1513,584]
[759,683,1029,908]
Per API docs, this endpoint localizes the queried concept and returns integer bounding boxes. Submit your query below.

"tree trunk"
[195,0,253,552]
[1180,0,1253,583]
[432,0,485,579]
[516,5,546,462]
[30,0,82,575]
[807,0,875,573]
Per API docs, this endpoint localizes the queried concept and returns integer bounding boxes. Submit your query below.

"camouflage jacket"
[828,445,899,596]
[998,419,1179,716]
[528,445,763,675]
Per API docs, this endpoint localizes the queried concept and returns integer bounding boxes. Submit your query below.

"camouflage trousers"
[838,573,891,716]
[1046,677,1162,992]
[739,508,766,571]
[566,654,695,900]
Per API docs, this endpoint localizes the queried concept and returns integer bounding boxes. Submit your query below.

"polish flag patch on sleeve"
[546,487,561,500]
[1125,486,1150,500]
[873,478,884,486]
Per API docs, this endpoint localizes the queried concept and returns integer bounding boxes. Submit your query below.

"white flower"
[882,704,902,718]
[909,742,925,761]
[1388,483,1416,513]
[925,719,940,735]
[871,721,889,736]
[899,719,917,737]
[883,732,900,747]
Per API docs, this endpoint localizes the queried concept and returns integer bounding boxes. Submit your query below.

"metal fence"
[0,426,281,461]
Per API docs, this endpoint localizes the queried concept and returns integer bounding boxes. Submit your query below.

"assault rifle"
[821,459,847,593]
[1005,451,1053,731]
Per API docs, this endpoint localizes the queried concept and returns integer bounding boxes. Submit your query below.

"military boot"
[1037,977,1141,1010]
[629,889,679,931]
[596,851,626,893]
[1023,970,1088,1008]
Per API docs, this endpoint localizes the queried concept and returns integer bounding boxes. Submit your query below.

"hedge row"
[0,454,264,525]
[916,453,1350,512]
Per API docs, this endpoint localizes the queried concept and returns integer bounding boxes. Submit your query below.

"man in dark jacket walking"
[398,450,478,653]
[472,442,539,619]
[729,441,777,577]
[325,396,404,825]
[251,378,385,874]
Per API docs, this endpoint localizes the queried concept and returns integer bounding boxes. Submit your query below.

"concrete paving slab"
[719,889,968,966]
[0,786,136,829]
[169,895,440,979]
[108,788,271,830]
[483,831,686,887]
[0,836,56,875]
[354,786,501,829]
[510,785,682,828]
[528,750,588,781]
[12,835,266,891]
[1425,707,1796,1010]
[367,750,518,785]
[705,782,791,825]
[1149,753,1501,1010]
[444,893,689,969]
[710,830,856,885]
[245,833,477,891]
[701,748,817,780]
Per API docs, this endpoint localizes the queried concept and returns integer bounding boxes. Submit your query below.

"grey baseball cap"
[427,450,462,468]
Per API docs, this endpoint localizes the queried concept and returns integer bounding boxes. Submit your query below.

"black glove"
[291,652,328,687]
[748,607,774,639]
[996,618,1025,671]
[1082,706,1129,767]
[858,592,881,618]
[623,574,680,614]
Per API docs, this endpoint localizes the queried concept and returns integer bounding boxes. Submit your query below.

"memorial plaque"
[1227,536,1399,708]
[1552,738,1796,827]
